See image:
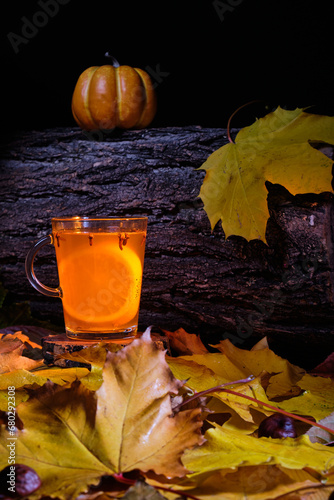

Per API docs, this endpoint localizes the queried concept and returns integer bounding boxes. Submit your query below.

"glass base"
[65,326,137,341]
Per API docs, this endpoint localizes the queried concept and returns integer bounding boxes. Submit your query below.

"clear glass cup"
[25,217,147,340]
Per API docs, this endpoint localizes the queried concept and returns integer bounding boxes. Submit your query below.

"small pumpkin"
[71,56,157,131]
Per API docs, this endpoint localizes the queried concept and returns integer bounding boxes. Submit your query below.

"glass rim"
[51,216,148,222]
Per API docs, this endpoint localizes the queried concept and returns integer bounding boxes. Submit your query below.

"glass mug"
[25,217,147,340]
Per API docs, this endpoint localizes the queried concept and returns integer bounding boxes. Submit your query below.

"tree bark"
[0,126,333,368]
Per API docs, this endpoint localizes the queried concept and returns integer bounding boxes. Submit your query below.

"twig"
[221,388,334,436]
[176,382,334,437]
[174,375,255,411]
[227,100,263,143]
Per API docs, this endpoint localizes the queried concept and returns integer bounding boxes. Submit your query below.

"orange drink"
[25,217,147,340]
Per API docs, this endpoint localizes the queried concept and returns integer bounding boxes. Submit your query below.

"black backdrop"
[2,0,334,132]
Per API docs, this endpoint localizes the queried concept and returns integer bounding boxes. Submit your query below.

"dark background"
[2,0,334,132]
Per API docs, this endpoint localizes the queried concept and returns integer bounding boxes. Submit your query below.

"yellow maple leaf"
[0,332,43,374]
[0,329,204,500]
[168,355,273,423]
[169,339,304,400]
[182,424,334,476]
[0,366,89,392]
[89,330,204,477]
[278,373,334,422]
[148,465,332,500]
[215,339,306,399]
[212,376,272,423]
[198,107,334,242]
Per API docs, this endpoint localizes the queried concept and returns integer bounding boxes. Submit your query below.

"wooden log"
[0,126,333,368]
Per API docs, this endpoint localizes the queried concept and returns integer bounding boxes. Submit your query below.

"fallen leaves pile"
[0,328,334,499]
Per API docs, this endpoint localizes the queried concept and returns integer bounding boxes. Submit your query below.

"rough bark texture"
[0,126,333,368]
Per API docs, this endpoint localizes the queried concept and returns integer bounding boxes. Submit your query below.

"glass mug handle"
[25,235,62,298]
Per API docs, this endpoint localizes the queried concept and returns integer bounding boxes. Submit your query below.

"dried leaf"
[56,343,109,391]
[0,329,204,499]
[163,328,208,355]
[206,397,263,435]
[310,352,334,378]
[0,388,29,410]
[213,339,305,399]
[0,332,43,374]
[90,329,204,477]
[168,339,304,406]
[0,331,42,350]
[307,413,334,444]
[198,107,334,241]
[147,465,334,500]
[212,376,273,422]
[169,353,273,423]
[278,374,334,422]
[0,325,54,344]
[167,357,221,392]
[251,337,269,351]
[169,352,247,387]
[0,381,109,499]
[0,366,90,391]
[182,424,334,476]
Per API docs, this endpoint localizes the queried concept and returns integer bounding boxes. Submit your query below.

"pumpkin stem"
[227,100,264,143]
[104,52,120,68]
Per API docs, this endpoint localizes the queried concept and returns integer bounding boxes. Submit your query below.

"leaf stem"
[113,473,136,485]
[221,388,334,435]
[174,375,255,411]
[104,52,120,67]
[227,100,263,143]
[177,382,334,437]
